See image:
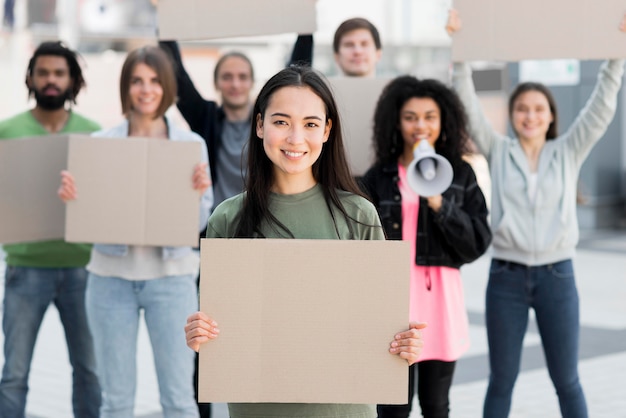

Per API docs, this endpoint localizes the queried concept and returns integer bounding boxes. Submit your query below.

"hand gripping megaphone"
[406,139,453,197]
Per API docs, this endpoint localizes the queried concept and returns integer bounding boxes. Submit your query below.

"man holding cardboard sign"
[0,41,101,418]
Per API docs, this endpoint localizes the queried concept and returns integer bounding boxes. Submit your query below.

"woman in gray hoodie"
[448,10,626,418]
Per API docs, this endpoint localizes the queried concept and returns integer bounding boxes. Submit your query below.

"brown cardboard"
[328,77,392,176]
[198,238,410,404]
[0,134,82,244]
[157,0,317,41]
[452,0,626,61]
[64,136,202,247]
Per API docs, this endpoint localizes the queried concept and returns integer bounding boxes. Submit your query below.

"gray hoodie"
[452,59,624,266]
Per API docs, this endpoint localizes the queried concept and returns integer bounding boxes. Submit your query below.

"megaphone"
[406,139,453,197]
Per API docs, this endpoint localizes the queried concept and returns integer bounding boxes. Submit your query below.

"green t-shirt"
[207,184,383,418]
[0,110,100,268]
[207,184,384,241]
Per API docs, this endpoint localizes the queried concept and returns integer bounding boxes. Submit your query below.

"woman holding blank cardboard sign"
[360,76,492,418]
[184,65,426,418]
[58,46,212,418]
[448,10,626,418]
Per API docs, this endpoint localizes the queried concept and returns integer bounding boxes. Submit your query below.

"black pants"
[377,360,456,418]
[194,268,212,418]
[194,346,212,417]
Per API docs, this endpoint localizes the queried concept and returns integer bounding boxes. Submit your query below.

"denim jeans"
[483,259,588,418]
[0,266,100,418]
[86,273,199,418]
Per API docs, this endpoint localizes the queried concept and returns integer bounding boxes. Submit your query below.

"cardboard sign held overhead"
[452,0,626,61]
[198,238,410,404]
[65,137,202,247]
[0,135,80,244]
[328,77,391,176]
[158,0,317,41]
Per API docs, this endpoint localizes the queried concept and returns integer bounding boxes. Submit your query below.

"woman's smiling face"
[256,86,331,188]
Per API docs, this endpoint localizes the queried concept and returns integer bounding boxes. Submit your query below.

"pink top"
[398,164,470,362]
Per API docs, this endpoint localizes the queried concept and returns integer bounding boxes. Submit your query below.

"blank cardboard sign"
[0,135,80,244]
[158,0,317,41]
[328,77,391,177]
[452,0,626,61]
[198,238,410,404]
[65,137,202,247]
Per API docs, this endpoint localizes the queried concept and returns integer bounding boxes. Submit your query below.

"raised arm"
[561,16,625,167]
[288,34,314,67]
[447,9,507,159]
[159,40,212,134]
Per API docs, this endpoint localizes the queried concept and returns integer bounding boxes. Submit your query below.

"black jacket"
[360,160,492,269]
[159,40,225,183]
[159,37,314,183]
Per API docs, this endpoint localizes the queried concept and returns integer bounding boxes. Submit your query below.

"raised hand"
[446,9,461,35]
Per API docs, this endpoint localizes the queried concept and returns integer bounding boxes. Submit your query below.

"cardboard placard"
[328,77,391,177]
[452,0,626,61]
[158,0,317,41]
[0,135,79,244]
[199,238,410,404]
[65,137,202,247]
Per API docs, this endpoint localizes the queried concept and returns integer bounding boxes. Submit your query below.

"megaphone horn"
[406,139,453,197]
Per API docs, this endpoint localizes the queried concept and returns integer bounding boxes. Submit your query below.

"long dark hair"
[508,82,559,140]
[372,76,472,166]
[235,65,367,238]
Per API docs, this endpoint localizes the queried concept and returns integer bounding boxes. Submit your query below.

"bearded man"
[0,41,101,418]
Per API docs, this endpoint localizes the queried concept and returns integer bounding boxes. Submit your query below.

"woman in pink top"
[361,76,492,418]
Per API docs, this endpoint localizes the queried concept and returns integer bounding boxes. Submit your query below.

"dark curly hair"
[26,41,85,104]
[372,75,472,166]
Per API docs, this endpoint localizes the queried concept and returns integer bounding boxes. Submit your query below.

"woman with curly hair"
[360,76,492,418]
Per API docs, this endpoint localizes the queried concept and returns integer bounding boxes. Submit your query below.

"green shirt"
[0,110,100,268]
[207,184,383,418]
[207,184,384,241]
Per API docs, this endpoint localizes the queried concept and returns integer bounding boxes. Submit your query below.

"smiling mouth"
[283,150,305,158]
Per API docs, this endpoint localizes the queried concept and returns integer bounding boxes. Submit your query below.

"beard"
[33,85,72,110]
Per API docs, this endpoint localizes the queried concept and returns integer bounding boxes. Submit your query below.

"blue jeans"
[483,259,587,418]
[0,266,100,418]
[86,273,199,418]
